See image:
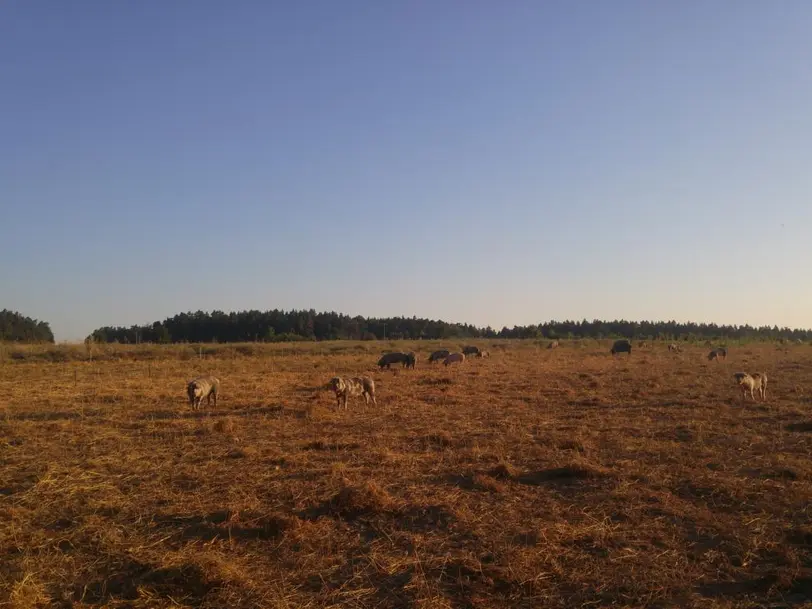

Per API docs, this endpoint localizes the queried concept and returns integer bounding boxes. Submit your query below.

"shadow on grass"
[298,484,459,536]
[151,510,291,543]
[138,404,308,420]
[5,409,104,421]
[697,576,812,602]
[71,558,216,605]
[516,464,612,486]
[302,440,361,451]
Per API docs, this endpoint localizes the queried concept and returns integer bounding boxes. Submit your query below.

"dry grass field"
[3,340,812,608]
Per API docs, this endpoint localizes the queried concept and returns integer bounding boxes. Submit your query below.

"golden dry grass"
[2,340,812,608]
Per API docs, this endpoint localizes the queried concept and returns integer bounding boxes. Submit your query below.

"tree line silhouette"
[0,309,55,343]
[87,309,811,344]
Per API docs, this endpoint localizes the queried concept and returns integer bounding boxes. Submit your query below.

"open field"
[3,340,812,608]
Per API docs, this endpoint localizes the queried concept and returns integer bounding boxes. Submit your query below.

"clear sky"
[2,1,811,341]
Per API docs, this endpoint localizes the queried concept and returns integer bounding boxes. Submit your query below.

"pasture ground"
[2,340,812,608]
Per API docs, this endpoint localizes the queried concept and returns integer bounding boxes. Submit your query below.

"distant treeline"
[87,309,812,344]
[89,310,487,344]
[0,309,55,343]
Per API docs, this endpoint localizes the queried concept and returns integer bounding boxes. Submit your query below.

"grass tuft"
[8,574,49,609]
[424,431,453,448]
[472,473,506,493]
[212,417,236,434]
[488,462,519,480]
[327,481,398,519]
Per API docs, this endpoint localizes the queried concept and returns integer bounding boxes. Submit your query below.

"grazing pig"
[462,346,481,357]
[668,343,681,352]
[708,348,727,361]
[405,352,416,369]
[328,376,376,410]
[443,352,466,366]
[610,339,632,356]
[428,349,451,363]
[187,375,220,411]
[733,372,768,401]
[547,340,559,349]
[477,350,489,358]
[377,352,410,369]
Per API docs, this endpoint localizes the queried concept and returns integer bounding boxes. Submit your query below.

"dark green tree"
[0,309,55,343]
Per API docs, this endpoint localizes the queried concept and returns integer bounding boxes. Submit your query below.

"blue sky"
[2,1,811,341]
